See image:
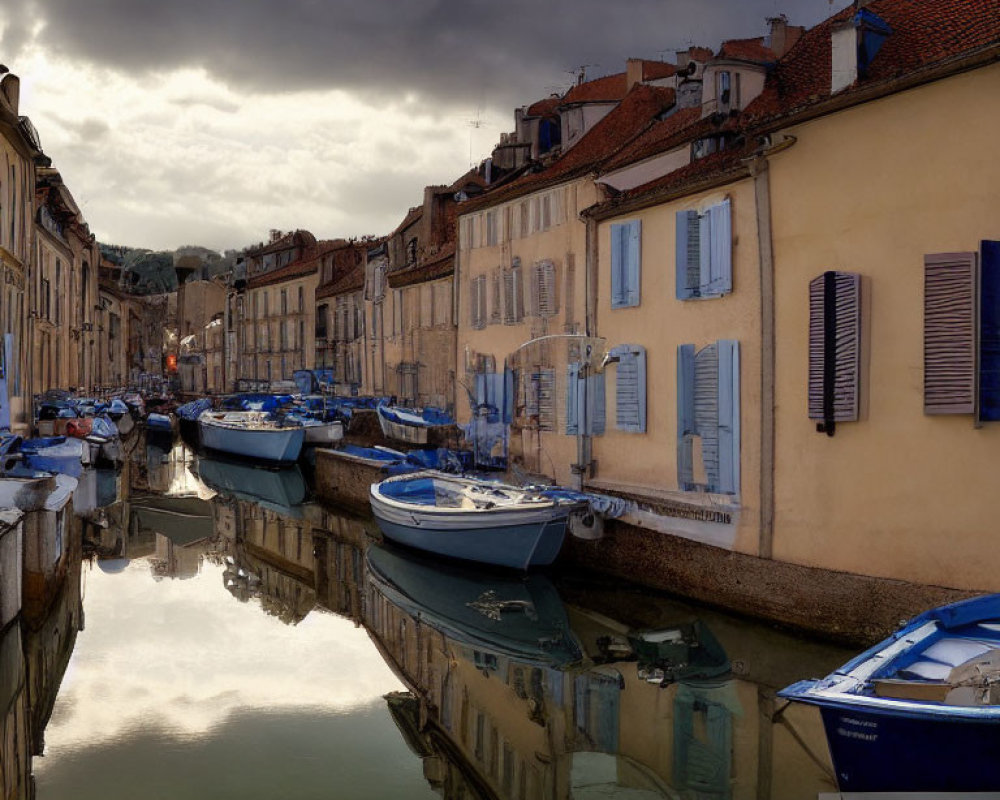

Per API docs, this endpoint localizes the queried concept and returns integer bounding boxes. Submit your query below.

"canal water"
[13,435,856,799]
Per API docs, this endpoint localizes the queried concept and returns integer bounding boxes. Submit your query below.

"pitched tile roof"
[316,265,365,299]
[744,0,1000,125]
[247,241,330,289]
[717,37,777,63]
[639,60,677,81]
[526,97,561,117]
[562,72,629,105]
[598,106,706,173]
[388,241,456,289]
[460,83,676,212]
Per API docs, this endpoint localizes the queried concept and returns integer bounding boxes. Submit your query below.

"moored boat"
[369,471,582,570]
[197,410,304,464]
[376,403,455,446]
[779,593,1000,792]
[176,397,213,444]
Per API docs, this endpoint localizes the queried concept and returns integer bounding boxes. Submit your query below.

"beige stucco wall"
[768,63,1000,590]
[592,179,763,555]
[243,272,318,383]
[457,178,596,484]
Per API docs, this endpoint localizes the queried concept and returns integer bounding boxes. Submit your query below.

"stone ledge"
[562,517,978,647]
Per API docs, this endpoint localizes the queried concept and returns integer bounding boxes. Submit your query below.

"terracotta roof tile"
[460,83,676,212]
[717,37,776,63]
[744,0,1000,124]
[640,60,677,80]
[316,265,365,299]
[526,97,562,116]
[388,241,456,288]
[562,72,628,105]
[598,106,706,173]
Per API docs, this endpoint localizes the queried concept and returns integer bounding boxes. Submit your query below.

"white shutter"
[924,252,977,414]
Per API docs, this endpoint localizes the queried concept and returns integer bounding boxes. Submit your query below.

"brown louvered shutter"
[924,252,977,414]
[808,271,861,432]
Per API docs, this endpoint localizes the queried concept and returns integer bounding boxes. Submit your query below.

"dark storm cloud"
[5,0,836,108]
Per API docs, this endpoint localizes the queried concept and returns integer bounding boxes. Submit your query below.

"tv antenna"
[468,106,484,166]
[567,64,598,85]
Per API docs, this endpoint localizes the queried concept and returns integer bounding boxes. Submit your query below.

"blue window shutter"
[694,344,720,489]
[610,223,627,308]
[625,220,641,307]
[588,372,606,435]
[503,365,515,424]
[675,211,699,300]
[716,339,740,495]
[677,344,695,489]
[565,363,580,434]
[708,199,732,295]
[613,344,646,433]
[980,240,1000,422]
[698,207,713,295]
[475,372,488,409]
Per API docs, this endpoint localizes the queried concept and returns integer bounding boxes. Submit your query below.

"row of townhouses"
[0,70,137,434]
[181,0,1000,630]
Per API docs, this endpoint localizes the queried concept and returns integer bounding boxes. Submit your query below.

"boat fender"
[568,509,604,540]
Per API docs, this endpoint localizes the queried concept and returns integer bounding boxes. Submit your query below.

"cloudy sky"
[2,0,836,253]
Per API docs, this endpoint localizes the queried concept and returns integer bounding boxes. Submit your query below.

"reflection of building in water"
[0,492,85,799]
[211,492,375,627]
[0,622,31,800]
[131,496,214,581]
[214,496,317,625]
[23,545,84,758]
[360,544,843,799]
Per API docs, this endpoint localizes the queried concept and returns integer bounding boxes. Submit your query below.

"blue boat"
[198,410,304,464]
[376,403,455,446]
[369,471,582,570]
[17,436,88,477]
[176,397,213,444]
[780,593,1000,792]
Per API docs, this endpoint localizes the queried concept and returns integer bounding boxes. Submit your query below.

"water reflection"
[9,437,855,798]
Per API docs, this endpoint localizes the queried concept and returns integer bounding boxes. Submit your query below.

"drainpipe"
[745,135,794,559]
[571,216,601,491]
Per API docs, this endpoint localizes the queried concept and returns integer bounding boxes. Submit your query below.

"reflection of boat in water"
[781,593,1000,793]
[131,495,214,544]
[196,456,306,516]
[366,542,582,668]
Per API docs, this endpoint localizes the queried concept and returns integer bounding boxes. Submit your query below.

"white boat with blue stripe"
[197,410,304,464]
[369,471,582,570]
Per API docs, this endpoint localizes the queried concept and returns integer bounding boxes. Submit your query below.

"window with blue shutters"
[610,220,641,309]
[677,340,739,494]
[565,365,606,435]
[611,344,646,433]
[675,198,732,300]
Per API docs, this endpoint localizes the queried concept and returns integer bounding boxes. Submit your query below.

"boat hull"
[817,703,1000,792]
[370,488,568,570]
[302,421,344,445]
[199,418,304,463]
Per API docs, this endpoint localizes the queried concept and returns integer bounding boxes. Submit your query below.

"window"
[924,243,1000,419]
[610,220,641,308]
[297,286,304,312]
[503,263,523,324]
[565,363,605,435]
[611,344,646,433]
[485,210,500,247]
[524,260,557,318]
[677,340,740,494]
[522,369,555,431]
[470,275,487,330]
[281,288,287,316]
[316,304,328,339]
[675,199,732,299]
[809,271,862,433]
[490,270,502,325]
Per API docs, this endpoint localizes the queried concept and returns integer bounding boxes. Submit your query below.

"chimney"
[830,8,892,94]
[767,14,805,58]
[626,58,644,89]
[269,229,281,243]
